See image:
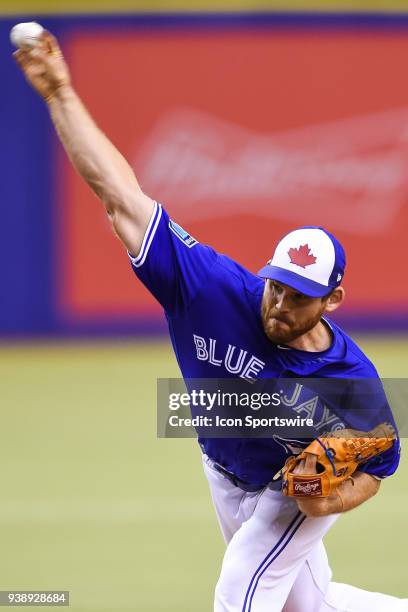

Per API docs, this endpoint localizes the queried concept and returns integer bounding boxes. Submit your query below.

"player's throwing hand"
[14,31,71,103]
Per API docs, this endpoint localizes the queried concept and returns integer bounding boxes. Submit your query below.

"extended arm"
[14,31,154,255]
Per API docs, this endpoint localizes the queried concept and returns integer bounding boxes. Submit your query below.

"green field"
[0,337,406,611]
[3,0,408,14]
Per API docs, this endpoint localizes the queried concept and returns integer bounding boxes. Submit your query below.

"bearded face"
[261,280,329,345]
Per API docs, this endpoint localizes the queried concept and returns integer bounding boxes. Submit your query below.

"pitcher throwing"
[13,29,407,612]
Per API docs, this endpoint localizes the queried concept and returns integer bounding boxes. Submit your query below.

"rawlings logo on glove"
[293,478,322,496]
[282,423,396,498]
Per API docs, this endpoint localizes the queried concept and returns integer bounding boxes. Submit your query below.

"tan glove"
[282,423,396,498]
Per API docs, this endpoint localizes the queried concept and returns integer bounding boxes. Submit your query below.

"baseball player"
[14,32,407,612]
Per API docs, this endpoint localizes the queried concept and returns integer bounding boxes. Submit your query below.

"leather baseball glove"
[282,422,396,498]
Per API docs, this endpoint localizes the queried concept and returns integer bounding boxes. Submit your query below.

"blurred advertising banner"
[59,29,408,324]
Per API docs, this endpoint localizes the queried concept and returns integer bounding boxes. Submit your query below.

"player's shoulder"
[214,253,264,296]
[328,319,379,377]
[160,205,263,295]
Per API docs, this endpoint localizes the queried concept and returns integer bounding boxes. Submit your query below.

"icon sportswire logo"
[133,107,408,234]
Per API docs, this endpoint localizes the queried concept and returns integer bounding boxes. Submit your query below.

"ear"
[323,286,345,314]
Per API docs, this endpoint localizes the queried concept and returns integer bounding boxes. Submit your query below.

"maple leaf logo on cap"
[288,244,317,268]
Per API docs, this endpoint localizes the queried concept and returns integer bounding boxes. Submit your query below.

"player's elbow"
[366,475,381,499]
[102,185,140,217]
[353,472,382,503]
[107,193,155,255]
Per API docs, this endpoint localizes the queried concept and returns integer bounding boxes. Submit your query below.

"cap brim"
[257,265,332,298]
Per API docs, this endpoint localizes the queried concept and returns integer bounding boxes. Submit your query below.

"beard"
[261,306,324,345]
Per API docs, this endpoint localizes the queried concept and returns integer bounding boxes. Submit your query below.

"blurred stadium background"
[1,1,407,610]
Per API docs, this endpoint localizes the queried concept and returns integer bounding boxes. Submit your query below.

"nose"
[274,293,289,312]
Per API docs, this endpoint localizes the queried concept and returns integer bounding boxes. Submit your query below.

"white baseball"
[10,22,44,49]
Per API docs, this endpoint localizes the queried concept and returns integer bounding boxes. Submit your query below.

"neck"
[285,319,332,352]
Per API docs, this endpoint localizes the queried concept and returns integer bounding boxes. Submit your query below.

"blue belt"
[212,461,282,493]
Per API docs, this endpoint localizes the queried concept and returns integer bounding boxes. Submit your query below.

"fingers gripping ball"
[282,423,396,498]
[12,29,70,104]
[10,22,44,49]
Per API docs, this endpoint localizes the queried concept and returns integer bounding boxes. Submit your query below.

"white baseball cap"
[258,226,346,298]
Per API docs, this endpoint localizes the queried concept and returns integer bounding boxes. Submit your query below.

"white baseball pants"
[203,454,408,612]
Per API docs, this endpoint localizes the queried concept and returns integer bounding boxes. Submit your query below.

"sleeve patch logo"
[169,220,198,248]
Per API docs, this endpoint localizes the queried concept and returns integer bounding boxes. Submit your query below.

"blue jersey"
[130,202,400,486]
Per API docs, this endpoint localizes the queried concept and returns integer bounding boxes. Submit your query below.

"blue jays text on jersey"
[129,202,400,487]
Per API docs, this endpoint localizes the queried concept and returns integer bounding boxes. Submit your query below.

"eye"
[271,284,282,295]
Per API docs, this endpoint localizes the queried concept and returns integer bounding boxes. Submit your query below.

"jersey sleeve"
[343,378,401,479]
[357,441,401,479]
[128,202,218,315]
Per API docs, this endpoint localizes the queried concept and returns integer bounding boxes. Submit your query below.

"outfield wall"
[2,12,408,337]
